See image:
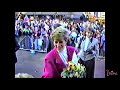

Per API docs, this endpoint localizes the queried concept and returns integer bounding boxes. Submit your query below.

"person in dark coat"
[47,36,54,53]
[15,38,20,63]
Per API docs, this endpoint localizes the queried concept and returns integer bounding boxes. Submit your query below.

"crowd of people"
[15,13,105,78]
[15,14,105,57]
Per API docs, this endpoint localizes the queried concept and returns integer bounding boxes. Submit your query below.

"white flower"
[15,73,34,78]
[80,65,85,72]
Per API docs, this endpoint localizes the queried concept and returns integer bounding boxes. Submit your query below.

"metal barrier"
[18,35,47,53]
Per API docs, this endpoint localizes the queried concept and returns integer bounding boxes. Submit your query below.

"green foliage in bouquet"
[61,61,86,78]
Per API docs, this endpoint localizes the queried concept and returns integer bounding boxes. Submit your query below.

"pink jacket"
[42,46,78,78]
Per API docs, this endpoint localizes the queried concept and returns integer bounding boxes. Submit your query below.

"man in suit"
[47,35,54,53]
[15,38,20,63]
[77,30,99,78]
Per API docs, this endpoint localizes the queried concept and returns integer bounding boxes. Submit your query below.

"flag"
[24,15,29,22]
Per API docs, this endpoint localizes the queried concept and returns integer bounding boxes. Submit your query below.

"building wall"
[21,12,83,15]
[23,12,71,15]
[19,12,83,19]
[98,12,105,18]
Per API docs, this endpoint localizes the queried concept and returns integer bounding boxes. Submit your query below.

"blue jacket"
[101,34,105,51]
[80,26,85,31]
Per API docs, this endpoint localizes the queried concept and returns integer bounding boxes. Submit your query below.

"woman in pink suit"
[42,27,78,78]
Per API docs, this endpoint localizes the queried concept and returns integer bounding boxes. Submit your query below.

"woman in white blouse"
[42,27,78,78]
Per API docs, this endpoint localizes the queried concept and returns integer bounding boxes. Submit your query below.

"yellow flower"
[68,62,76,70]
[71,65,76,70]
[67,67,70,71]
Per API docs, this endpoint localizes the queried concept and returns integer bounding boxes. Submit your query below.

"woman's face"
[53,38,67,51]
[25,25,28,28]
[68,24,71,27]
[86,31,91,37]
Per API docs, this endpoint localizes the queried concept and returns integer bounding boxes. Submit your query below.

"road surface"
[15,50,105,78]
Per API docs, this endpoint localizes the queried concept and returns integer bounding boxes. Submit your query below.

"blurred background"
[15,12,105,78]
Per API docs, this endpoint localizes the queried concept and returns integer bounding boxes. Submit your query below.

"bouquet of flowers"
[61,51,86,78]
[61,62,86,78]
[15,73,34,78]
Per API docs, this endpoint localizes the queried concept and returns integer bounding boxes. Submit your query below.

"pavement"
[15,50,46,78]
[94,57,105,78]
[15,50,105,78]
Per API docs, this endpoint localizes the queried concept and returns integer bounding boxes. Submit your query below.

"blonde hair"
[50,27,69,42]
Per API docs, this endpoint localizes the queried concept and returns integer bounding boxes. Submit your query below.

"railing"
[17,35,47,53]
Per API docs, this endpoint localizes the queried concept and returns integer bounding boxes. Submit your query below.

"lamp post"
[34,12,35,18]
[55,12,58,19]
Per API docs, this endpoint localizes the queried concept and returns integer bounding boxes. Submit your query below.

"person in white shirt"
[42,27,78,78]
[38,36,43,50]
